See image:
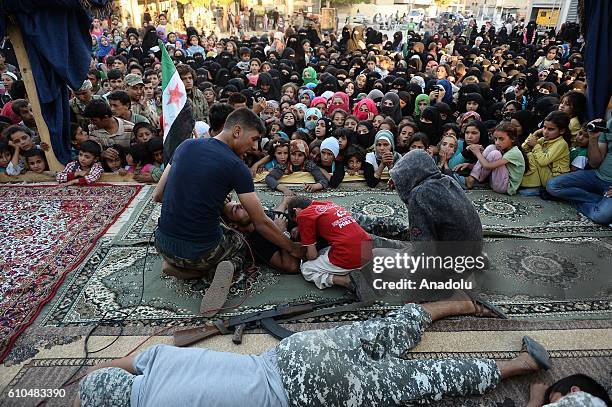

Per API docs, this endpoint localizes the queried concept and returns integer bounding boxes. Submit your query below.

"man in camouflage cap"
[125,73,159,128]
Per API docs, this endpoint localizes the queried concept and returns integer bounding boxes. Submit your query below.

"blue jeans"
[546,170,612,225]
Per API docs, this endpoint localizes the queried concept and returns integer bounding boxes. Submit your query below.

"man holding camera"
[546,118,612,225]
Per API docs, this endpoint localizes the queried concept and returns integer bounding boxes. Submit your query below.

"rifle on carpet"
[174,299,371,347]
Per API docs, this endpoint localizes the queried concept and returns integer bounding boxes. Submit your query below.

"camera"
[587,121,610,133]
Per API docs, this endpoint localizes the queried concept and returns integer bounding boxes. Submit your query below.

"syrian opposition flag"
[160,42,195,163]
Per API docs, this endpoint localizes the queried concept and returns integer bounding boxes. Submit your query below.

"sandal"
[465,291,508,319]
[522,336,551,371]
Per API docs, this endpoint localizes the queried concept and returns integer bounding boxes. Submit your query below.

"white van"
[407,9,425,25]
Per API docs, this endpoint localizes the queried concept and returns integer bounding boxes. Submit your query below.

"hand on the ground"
[250,165,259,177]
[527,382,549,407]
[64,179,80,186]
[304,183,323,192]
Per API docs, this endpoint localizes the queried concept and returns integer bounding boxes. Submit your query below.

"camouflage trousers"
[78,367,134,406]
[155,224,247,280]
[275,304,501,406]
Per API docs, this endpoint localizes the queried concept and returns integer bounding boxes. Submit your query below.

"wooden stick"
[7,20,64,172]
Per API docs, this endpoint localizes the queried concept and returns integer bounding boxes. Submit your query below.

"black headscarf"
[418,107,441,145]
[355,120,375,149]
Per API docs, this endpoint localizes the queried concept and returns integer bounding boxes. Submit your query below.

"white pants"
[301,247,356,289]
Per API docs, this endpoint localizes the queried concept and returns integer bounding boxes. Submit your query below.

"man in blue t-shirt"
[547,118,612,225]
[153,108,305,314]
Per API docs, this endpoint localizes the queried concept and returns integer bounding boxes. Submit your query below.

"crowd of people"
[0,12,609,223]
[0,9,610,407]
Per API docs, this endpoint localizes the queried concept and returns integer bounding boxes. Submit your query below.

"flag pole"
[7,19,64,172]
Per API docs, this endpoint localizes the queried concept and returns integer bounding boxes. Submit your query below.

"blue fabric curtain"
[583,0,612,120]
[0,0,99,164]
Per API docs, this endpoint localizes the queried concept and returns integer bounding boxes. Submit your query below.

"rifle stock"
[174,321,229,347]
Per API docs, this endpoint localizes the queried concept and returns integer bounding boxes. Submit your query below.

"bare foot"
[465,175,475,189]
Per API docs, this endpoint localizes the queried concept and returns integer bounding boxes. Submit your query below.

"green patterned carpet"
[113,185,611,244]
[41,236,611,327]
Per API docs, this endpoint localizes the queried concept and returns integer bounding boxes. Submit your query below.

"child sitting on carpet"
[148,137,164,169]
[464,122,526,195]
[318,137,345,190]
[570,125,589,171]
[520,111,571,190]
[287,196,372,289]
[56,140,104,185]
[265,139,328,196]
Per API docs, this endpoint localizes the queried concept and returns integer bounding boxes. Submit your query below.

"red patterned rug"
[0,184,142,362]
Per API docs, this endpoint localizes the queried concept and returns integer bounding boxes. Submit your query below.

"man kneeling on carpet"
[153,108,305,316]
[74,294,553,407]
[286,196,373,290]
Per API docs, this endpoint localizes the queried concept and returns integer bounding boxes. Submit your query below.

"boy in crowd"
[23,148,49,174]
[287,196,372,289]
[56,140,104,185]
[84,99,134,151]
[107,90,149,124]
[124,73,159,127]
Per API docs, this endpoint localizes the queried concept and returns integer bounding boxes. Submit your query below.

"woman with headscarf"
[418,106,441,146]
[212,69,229,89]
[302,66,318,86]
[448,120,491,172]
[97,36,114,61]
[281,111,298,136]
[304,107,323,132]
[380,92,402,124]
[367,89,384,106]
[257,72,280,100]
[413,94,431,118]
[352,98,379,122]
[391,31,403,52]
[355,120,376,150]
[298,88,315,106]
[327,92,350,116]
[314,117,334,140]
[436,79,453,105]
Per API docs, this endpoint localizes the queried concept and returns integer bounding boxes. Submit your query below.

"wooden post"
[7,20,64,172]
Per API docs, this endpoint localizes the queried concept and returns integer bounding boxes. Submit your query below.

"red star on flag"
[167,84,185,107]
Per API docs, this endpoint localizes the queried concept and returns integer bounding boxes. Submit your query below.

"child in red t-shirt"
[287,197,372,289]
